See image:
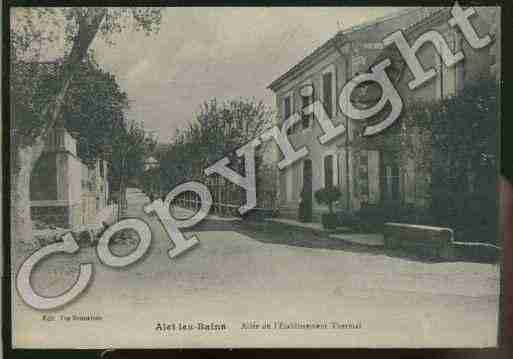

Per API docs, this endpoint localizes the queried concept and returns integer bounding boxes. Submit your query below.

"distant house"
[30,126,110,228]
[144,156,159,172]
[267,6,496,223]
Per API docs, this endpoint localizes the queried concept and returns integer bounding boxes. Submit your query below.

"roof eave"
[365,8,452,74]
[267,36,346,92]
[266,8,421,92]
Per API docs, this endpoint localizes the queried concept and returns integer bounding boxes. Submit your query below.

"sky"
[89,7,403,143]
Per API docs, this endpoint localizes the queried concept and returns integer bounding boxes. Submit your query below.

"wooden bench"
[383,222,453,259]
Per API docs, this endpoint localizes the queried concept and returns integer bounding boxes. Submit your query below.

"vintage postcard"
[8,5,501,348]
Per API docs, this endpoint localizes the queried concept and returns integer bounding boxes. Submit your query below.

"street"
[13,187,500,348]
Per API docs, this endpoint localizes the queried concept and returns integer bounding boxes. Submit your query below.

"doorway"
[380,156,401,214]
[300,159,313,222]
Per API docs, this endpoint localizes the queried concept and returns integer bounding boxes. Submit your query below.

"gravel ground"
[12,188,500,349]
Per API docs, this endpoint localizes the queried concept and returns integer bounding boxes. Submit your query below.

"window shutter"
[324,155,334,188]
[368,151,380,204]
[284,96,291,120]
[280,171,287,204]
[322,72,333,118]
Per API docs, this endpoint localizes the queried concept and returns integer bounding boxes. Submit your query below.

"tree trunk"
[11,137,45,252]
[11,74,73,252]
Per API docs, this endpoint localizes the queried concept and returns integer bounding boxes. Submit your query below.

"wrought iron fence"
[173,171,278,218]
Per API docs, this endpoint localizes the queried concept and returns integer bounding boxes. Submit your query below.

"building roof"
[349,8,452,106]
[364,7,451,77]
[267,7,445,92]
[362,6,501,84]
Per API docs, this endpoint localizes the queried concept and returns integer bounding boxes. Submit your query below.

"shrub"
[314,186,341,214]
[355,203,388,232]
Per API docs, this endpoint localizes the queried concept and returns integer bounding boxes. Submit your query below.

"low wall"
[31,193,103,229]
[451,241,501,263]
[31,205,70,229]
[384,222,453,259]
[277,203,324,223]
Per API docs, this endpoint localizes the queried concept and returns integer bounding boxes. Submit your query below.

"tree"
[59,56,155,211]
[159,98,273,192]
[63,57,129,162]
[110,120,156,214]
[11,8,162,248]
[400,76,498,242]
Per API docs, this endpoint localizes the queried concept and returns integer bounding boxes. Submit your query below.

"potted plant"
[314,186,341,229]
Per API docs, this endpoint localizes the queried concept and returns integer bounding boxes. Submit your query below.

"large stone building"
[267,6,497,223]
[380,6,497,214]
[30,127,110,228]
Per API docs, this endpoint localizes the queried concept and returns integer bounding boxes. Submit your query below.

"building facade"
[267,6,496,223]
[379,6,496,214]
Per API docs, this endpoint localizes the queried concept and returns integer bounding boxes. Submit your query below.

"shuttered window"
[324,155,334,188]
[284,96,291,120]
[301,94,311,129]
[284,95,294,136]
[359,152,369,197]
[436,30,459,99]
[322,72,333,118]
[280,171,287,204]
[359,150,380,204]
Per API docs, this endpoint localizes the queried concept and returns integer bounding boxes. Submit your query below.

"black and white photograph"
[7,4,503,349]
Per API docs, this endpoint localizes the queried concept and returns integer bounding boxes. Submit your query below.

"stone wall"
[31,205,69,229]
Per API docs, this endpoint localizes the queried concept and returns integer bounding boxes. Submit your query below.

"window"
[100,159,104,177]
[284,95,292,120]
[360,153,368,166]
[284,94,294,136]
[286,168,293,201]
[322,65,336,118]
[322,151,339,189]
[301,94,311,129]
[288,122,302,136]
[392,166,400,200]
[403,158,415,204]
[359,152,369,198]
[324,155,334,188]
[280,171,287,204]
[300,83,314,130]
[322,72,333,118]
[384,165,400,201]
[360,179,370,197]
[436,30,459,99]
